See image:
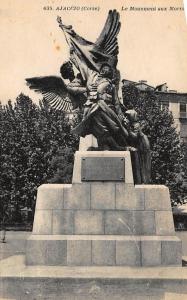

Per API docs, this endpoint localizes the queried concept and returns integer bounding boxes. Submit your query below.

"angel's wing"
[25,76,73,112]
[94,10,121,59]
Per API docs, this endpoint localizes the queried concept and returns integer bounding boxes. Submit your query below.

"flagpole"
[57,16,72,49]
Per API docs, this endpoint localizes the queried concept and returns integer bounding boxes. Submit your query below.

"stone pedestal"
[26,140,182,266]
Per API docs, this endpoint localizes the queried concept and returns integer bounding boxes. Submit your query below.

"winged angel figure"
[26,10,129,150]
[26,10,151,182]
[26,10,121,111]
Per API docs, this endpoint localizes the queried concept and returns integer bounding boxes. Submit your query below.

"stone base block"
[79,134,98,151]
[26,238,67,266]
[26,235,182,267]
[32,184,176,237]
[32,208,175,236]
[72,151,134,184]
[32,182,176,236]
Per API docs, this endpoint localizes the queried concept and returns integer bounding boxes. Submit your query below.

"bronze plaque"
[81,157,125,181]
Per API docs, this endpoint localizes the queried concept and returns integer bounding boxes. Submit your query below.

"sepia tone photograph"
[0,0,187,299]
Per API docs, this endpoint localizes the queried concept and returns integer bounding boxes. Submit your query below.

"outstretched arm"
[67,85,87,95]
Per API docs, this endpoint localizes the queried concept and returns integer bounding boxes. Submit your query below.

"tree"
[122,84,185,203]
[48,147,75,184]
[46,109,82,184]
[38,99,79,185]
[0,94,42,223]
[0,94,79,225]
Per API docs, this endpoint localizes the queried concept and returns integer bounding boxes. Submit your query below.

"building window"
[180,103,186,113]
[180,103,187,119]
[161,100,169,110]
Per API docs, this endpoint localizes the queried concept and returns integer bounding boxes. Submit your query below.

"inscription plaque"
[81,157,125,181]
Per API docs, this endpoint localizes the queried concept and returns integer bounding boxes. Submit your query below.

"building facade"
[122,79,187,170]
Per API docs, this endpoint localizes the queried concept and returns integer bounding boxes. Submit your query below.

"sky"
[0,0,187,104]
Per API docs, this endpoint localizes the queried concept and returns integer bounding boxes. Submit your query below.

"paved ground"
[0,277,165,300]
[0,231,30,260]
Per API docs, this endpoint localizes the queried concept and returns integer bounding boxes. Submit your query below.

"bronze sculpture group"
[26,10,151,184]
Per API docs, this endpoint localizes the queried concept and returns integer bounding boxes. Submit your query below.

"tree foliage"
[122,84,186,203]
[0,94,79,224]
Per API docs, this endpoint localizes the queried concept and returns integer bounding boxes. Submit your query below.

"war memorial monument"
[1,9,186,300]
[25,9,181,268]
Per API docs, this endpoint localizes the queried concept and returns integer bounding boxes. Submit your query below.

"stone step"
[26,235,182,267]
[2,255,187,300]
